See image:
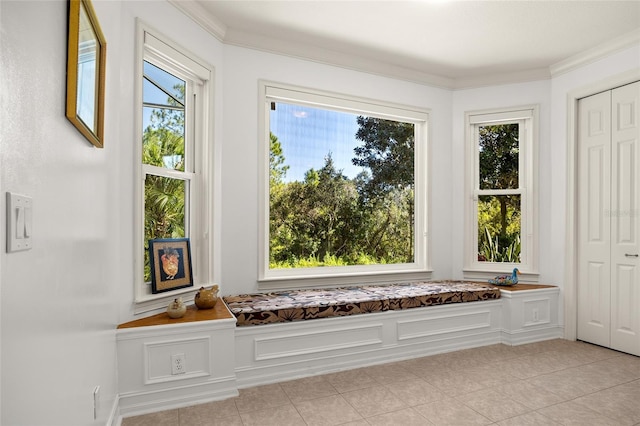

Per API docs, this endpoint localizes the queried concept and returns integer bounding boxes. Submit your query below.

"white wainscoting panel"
[234,300,506,388]
[116,313,238,417]
[397,309,492,341]
[144,336,211,384]
[115,287,563,420]
[254,323,383,360]
[500,287,563,345]
[523,298,551,327]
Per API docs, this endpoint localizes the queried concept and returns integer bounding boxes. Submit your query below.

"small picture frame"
[148,238,193,294]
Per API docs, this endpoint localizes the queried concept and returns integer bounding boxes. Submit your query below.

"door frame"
[565,69,640,340]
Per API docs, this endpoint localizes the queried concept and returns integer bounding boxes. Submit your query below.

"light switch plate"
[6,192,32,252]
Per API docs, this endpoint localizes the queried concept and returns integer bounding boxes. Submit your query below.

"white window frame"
[134,22,216,313]
[258,81,431,290]
[463,105,539,281]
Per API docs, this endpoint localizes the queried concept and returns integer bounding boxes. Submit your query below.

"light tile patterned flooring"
[122,339,640,426]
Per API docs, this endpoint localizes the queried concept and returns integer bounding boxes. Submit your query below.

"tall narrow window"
[259,82,430,288]
[464,107,538,278]
[135,27,213,310]
[142,60,190,284]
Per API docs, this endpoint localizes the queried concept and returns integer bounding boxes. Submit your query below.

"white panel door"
[610,82,640,356]
[578,90,612,348]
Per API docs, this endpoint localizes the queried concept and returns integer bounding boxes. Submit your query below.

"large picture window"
[464,106,538,278]
[135,27,213,310]
[259,82,430,287]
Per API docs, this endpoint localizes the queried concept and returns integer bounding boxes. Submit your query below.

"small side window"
[464,106,538,278]
[134,26,213,311]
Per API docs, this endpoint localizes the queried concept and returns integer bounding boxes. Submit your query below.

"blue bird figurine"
[489,268,520,286]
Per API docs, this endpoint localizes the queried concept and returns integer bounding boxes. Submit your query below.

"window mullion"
[476,188,522,196]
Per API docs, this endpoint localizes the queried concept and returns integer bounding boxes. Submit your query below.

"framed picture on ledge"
[148,238,193,294]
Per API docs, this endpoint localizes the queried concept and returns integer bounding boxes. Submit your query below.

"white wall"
[1,1,122,424]
[0,1,224,425]
[219,46,453,295]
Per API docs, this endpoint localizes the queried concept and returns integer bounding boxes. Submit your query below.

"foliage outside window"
[464,107,538,276]
[477,123,521,263]
[135,28,212,308]
[143,60,189,282]
[260,82,429,285]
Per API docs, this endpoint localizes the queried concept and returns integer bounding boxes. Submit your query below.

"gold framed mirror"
[65,0,106,148]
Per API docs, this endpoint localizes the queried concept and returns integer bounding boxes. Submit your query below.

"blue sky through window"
[142,61,186,170]
[270,103,366,182]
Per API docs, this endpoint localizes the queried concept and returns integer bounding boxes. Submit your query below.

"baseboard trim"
[106,395,120,426]
[502,326,565,346]
[118,377,238,418]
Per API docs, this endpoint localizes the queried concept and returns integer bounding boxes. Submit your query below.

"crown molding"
[223,27,456,89]
[220,27,552,90]
[452,68,551,91]
[550,28,640,77]
[167,0,227,41]
[170,0,636,90]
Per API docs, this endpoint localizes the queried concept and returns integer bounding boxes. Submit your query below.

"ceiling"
[170,0,640,89]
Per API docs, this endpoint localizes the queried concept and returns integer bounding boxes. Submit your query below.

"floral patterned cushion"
[223,281,500,326]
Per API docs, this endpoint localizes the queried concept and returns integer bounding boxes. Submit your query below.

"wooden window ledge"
[118,300,234,329]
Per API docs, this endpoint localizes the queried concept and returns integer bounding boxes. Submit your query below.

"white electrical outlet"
[532,308,539,322]
[171,353,186,375]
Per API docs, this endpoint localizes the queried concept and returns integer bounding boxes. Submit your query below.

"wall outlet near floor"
[93,385,100,420]
[171,353,186,375]
[532,308,539,322]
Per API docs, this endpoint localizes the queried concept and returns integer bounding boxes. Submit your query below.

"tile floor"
[121,339,640,426]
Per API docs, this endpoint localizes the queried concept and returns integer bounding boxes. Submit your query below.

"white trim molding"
[167,0,227,41]
[551,29,640,77]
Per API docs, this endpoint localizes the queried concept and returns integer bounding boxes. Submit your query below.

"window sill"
[258,270,433,291]
[462,269,539,283]
[134,285,207,315]
[120,301,234,329]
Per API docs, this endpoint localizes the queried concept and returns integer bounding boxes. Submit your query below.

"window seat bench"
[116,283,561,417]
[226,282,560,389]
[223,281,501,326]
